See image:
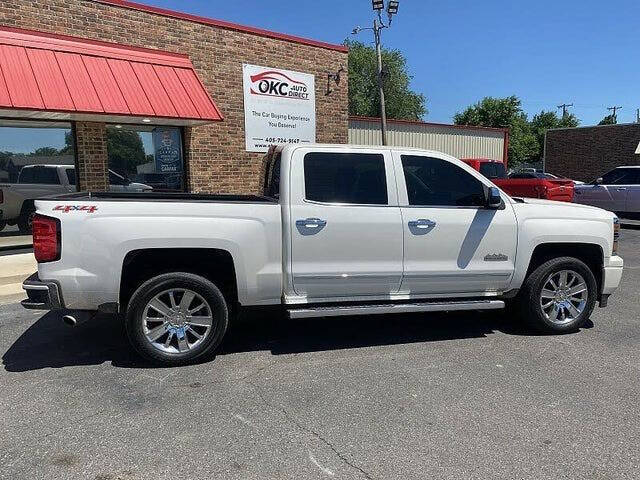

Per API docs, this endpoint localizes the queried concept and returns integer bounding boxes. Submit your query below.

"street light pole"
[373,18,388,145]
[352,1,399,146]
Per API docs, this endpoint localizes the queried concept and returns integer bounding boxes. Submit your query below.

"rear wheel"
[518,257,597,333]
[125,272,229,366]
[17,209,35,234]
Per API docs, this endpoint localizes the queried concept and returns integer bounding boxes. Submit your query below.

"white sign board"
[243,64,316,152]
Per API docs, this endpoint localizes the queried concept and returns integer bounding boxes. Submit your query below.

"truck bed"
[45,191,278,203]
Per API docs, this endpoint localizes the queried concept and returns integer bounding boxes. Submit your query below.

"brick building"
[545,123,640,182]
[0,0,348,194]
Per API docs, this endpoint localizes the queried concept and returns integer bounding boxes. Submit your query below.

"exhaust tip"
[62,315,77,327]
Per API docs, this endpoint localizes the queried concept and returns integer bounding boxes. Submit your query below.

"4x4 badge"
[54,205,98,213]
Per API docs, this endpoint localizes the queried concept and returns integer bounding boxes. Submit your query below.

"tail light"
[613,217,620,255]
[33,214,61,263]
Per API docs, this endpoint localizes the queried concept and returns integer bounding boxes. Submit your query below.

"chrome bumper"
[21,273,64,310]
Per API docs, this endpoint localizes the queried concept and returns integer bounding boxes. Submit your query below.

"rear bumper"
[601,255,624,299]
[21,273,64,310]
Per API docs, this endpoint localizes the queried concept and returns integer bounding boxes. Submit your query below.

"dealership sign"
[243,64,316,153]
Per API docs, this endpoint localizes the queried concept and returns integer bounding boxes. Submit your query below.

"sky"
[134,0,639,126]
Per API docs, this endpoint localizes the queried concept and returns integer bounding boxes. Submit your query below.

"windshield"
[478,162,507,179]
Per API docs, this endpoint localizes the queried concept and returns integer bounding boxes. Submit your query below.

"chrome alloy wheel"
[142,288,213,354]
[540,270,588,325]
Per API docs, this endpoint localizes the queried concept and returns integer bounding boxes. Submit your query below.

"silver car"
[574,166,640,218]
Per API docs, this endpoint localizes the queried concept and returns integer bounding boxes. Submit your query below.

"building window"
[0,121,75,185]
[106,125,185,192]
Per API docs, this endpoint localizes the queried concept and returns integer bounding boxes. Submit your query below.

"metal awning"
[0,26,223,126]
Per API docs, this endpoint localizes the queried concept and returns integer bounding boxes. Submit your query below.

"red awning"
[0,27,223,125]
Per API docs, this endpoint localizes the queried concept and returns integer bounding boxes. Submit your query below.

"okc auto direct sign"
[243,64,316,153]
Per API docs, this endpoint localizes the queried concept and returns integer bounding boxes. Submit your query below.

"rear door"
[622,169,640,215]
[393,152,517,295]
[288,147,403,299]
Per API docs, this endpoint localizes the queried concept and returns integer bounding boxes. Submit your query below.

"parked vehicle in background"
[462,158,575,202]
[0,165,151,233]
[574,166,640,219]
[22,144,623,366]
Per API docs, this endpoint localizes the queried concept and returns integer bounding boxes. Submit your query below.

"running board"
[287,300,505,319]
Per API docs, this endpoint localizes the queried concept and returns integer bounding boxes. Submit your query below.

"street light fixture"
[352,0,400,146]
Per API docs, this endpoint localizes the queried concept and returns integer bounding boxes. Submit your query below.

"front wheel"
[518,257,597,333]
[125,272,229,366]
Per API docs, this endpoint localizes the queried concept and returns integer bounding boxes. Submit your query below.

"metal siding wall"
[348,119,505,161]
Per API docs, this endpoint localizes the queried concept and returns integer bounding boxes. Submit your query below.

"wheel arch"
[119,248,239,312]
[524,242,604,292]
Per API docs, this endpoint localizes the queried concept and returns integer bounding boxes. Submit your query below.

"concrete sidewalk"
[0,253,36,305]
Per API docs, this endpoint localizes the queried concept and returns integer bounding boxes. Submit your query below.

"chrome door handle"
[295,217,327,235]
[616,187,627,191]
[408,219,436,228]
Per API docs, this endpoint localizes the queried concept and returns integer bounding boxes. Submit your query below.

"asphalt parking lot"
[1,229,639,480]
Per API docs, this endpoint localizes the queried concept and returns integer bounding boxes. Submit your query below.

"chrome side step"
[287,300,505,319]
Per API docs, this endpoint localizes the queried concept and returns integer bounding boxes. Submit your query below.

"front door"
[288,148,403,299]
[393,152,518,295]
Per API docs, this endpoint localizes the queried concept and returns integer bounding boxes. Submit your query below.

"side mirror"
[594,177,603,185]
[485,186,503,209]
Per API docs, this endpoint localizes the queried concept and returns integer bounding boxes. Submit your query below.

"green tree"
[454,96,538,167]
[529,110,579,162]
[31,146,60,156]
[598,114,617,125]
[346,40,426,120]
[106,129,146,176]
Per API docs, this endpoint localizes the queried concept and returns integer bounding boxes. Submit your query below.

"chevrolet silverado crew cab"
[22,144,624,366]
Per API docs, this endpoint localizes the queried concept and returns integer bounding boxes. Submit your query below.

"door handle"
[616,187,627,191]
[408,219,436,229]
[295,217,327,235]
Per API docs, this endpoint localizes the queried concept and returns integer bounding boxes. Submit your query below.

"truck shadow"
[2,309,593,372]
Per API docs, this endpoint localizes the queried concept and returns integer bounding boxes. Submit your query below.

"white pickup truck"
[22,144,624,366]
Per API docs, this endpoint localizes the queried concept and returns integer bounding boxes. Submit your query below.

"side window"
[600,169,635,185]
[109,170,126,186]
[66,168,76,186]
[18,167,33,183]
[303,152,388,205]
[401,155,486,207]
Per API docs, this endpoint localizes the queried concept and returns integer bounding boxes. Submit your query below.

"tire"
[125,272,229,366]
[17,210,35,234]
[0,220,6,232]
[518,257,597,333]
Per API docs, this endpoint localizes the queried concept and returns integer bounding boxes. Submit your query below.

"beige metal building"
[349,116,509,164]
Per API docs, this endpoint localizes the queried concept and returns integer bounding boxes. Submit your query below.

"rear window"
[478,162,506,179]
[18,166,60,184]
[303,152,388,205]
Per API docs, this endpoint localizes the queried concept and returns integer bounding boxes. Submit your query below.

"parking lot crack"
[247,380,374,480]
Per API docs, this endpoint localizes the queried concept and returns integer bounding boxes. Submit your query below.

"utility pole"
[557,103,573,118]
[636,108,639,123]
[607,106,622,122]
[352,1,400,146]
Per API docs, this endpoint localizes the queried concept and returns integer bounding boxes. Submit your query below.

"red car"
[462,158,575,202]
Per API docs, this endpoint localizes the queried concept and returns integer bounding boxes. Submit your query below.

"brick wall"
[74,122,108,191]
[0,0,349,194]
[545,124,640,182]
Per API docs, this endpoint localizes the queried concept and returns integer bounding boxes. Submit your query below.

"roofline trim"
[548,122,640,132]
[349,115,510,133]
[92,0,349,53]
